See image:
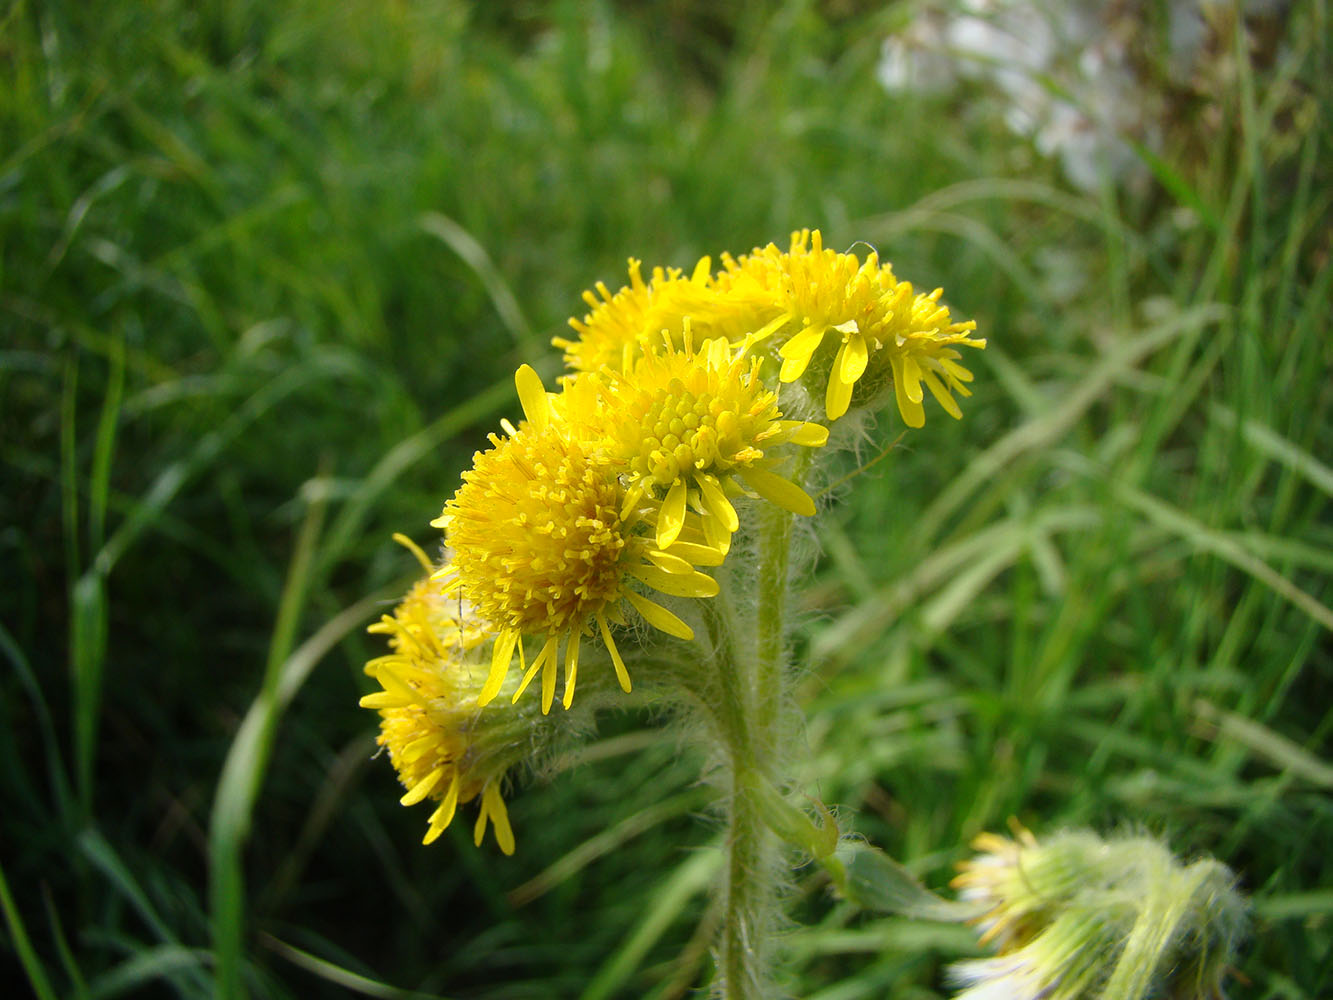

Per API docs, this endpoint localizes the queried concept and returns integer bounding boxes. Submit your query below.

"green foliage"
[2,0,1329,996]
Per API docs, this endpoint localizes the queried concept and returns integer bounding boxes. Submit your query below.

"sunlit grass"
[2,1,1329,997]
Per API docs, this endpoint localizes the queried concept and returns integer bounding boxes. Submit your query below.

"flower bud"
[950,825,1248,1000]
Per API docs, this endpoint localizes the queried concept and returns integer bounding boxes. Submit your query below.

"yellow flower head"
[552,255,780,375]
[432,388,718,715]
[720,229,986,425]
[574,333,828,550]
[360,543,516,852]
[552,257,716,374]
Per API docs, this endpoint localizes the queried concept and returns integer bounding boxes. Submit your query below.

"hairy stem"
[757,446,812,736]
[702,476,812,995]
[703,595,777,999]
[755,499,792,740]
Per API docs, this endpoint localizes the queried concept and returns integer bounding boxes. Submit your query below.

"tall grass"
[2,0,1329,996]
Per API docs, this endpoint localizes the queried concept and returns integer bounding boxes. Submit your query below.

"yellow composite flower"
[717,229,986,424]
[359,539,516,852]
[551,255,778,376]
[551,256,715,375]
[556,334,828,550]
[431,393,718,715]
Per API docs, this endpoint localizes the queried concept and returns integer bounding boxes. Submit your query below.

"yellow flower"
[552,255,779,375]
[431,392,718,715]
[551,257,715,375]
[359,539,516,852]
[561,334,827,550]
[719,229,985,425]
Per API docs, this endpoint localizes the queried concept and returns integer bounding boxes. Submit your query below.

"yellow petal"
[664,540,726,567]
[940,357,975,384]
[778,323,828,363]
[480,629,518,706]
[472,810,487,849]
[922,369,962,419]
[391,532,435,573]
[597,612,632,693]
[656,479,688,549]
[360,665,417,708]
[400,766,445,806]
[825,363,854,420]
[779,357,806,383]
[780,421,828,447]
[891,358,925,428]
[562,633,580,710]
[624,590,694,640]
[620,481,646,523]
[423,774,460,844]
[514,634,555,704]
[646,548,696,575]
[515,364,549,430]
[483,784,515,855]
[747,312,789,346]
[357,690,409,710]
[705,335,729,369]
[628,565,719,598]
[741,468,816,517]
[697,473,739,533]
[400,734,437,764]
[900,354,924,404]
[839,333,869,384]
[702,508,732,553]
[541,638,558,714]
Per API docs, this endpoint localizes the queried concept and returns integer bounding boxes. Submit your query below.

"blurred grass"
[2,0,1330,997]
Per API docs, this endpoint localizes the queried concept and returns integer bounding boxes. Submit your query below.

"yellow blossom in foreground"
[359,540,516,852]
[565,334,827,550]
[432,406,717,714]
[719,229,985,424]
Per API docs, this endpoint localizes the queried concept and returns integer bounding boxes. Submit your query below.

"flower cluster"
[364,231,982,849]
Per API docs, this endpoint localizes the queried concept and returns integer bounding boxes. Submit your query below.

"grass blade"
[0,857,60,1000]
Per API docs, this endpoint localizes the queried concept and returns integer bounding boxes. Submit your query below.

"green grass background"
[2,0,1330,996]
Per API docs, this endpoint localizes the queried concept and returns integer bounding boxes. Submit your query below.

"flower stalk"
[703,585,783,999]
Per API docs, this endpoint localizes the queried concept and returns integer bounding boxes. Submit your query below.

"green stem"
[700,475,812,996]
[721,765,770,999]
[755,500,792,739]
[757,447,812,736]
[699,596,773,999]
